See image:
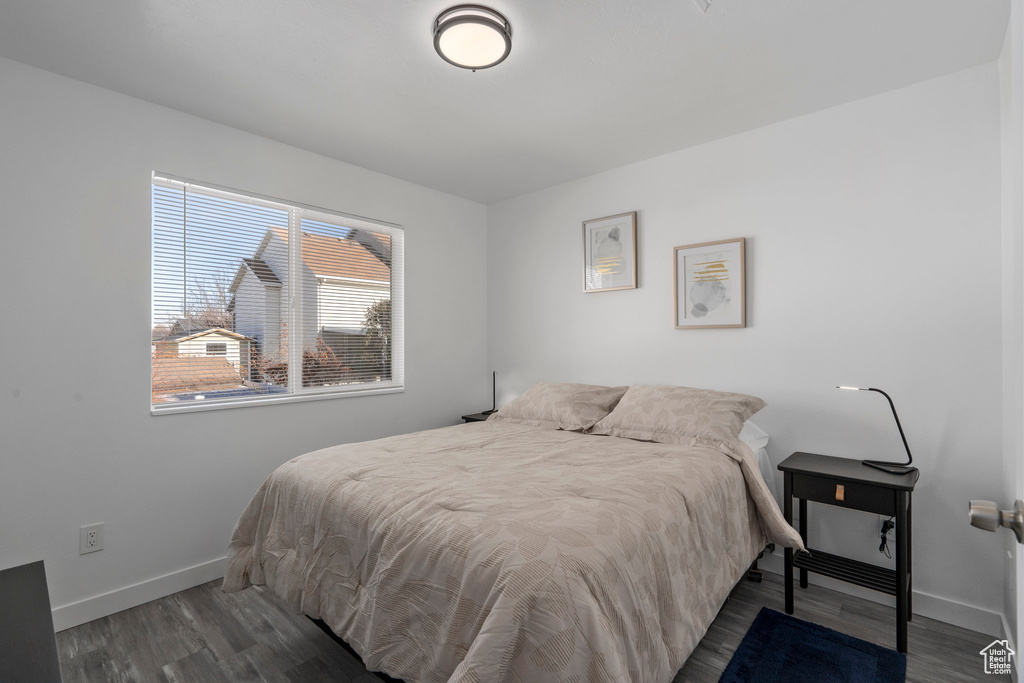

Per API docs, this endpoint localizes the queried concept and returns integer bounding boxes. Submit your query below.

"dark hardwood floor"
[57,572,1009,683]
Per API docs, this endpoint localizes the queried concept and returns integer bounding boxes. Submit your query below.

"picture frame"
[583,211,637,293]
[674,237,746,328]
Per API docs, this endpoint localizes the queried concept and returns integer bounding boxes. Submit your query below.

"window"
[205,343,227,356]
[151,174,404,413]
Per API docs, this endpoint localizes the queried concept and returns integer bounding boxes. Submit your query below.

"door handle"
[969,500,1024,544]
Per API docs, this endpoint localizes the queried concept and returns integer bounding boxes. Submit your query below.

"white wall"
[0,57,489,628]
[489,64,1007,633]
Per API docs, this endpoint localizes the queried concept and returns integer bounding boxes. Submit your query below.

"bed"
[223,383,802,683]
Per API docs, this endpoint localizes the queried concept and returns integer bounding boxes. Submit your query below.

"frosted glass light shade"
[434,5,512,70]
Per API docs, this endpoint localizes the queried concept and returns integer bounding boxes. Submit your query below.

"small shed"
[164,328,255,378]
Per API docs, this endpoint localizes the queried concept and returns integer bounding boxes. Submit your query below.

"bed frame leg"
[746,544,774,582]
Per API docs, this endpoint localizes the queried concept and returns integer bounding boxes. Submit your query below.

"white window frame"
[151,173,405,415]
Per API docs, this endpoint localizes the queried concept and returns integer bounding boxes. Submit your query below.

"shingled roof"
[241,257,281,285]
[228,256,282,296]
[170,328,256,343]
[268,228,390,282]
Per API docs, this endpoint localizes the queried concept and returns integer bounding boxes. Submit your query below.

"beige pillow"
[489,382,629,431]
[588,384,765,444]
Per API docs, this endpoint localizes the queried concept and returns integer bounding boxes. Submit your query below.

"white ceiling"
[0,1,1010,204]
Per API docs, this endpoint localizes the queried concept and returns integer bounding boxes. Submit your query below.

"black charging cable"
[879,518,894,559]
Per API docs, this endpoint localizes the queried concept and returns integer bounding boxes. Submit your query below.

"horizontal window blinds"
[151,175,404,413]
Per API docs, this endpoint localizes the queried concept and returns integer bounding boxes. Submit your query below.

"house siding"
[256,232,317,353]
[317,280,390,332]
[233,271,271,354]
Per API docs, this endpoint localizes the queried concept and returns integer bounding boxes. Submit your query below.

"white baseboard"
[51,556,226,632]
[758,553,1004,637]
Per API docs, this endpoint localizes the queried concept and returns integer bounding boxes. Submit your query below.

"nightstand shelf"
[461,412,493,423]
[793,548,897,595]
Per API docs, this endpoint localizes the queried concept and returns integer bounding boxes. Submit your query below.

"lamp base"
[861,459,916,475]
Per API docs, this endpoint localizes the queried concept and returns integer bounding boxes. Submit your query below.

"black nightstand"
[778,452,919,653]
[461,412,493,423]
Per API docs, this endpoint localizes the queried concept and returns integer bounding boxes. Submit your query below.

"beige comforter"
[223,421,802,683]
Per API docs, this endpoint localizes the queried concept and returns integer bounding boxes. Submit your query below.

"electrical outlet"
[79,523,104,555]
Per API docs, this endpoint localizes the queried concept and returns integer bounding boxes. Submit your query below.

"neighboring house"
[154,327,255,378]
[229,254,284,358]
[229,228,391,367]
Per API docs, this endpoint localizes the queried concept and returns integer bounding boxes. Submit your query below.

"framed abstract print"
[674,237,745,328]
[583,211,637,293]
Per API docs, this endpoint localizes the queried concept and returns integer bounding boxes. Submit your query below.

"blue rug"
[719,608,906,683]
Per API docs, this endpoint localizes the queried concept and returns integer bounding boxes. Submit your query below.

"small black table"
[778,452,919,653]
[0,561,63,682]
[461,412,493,423]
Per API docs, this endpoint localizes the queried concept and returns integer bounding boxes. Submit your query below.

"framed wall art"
[674,237,746,328]
[583,211,637,293]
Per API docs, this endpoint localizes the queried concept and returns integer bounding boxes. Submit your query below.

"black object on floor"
[309,617,404,682]
[0,560,63,683]
[719,607,906,683]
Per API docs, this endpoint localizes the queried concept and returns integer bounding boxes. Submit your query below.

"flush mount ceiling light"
[433,5,512,71]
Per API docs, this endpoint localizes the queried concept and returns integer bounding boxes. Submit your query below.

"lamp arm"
[867,387,913,466]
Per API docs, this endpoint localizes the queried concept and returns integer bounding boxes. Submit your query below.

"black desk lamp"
[836,386,916,475]
[482,371,497,415]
